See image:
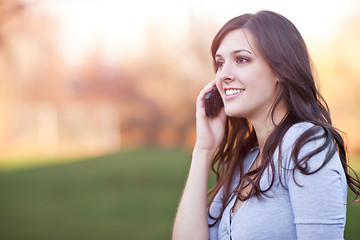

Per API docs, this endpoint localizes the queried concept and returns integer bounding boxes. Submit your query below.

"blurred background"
[0,0,359,239]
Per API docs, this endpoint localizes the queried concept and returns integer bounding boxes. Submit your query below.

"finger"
[196,81,217,116]
[197,80,217,107]
[199,80,217,97]
[218,107,227,122]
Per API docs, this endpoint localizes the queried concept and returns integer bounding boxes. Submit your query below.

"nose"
[217,63,235,83]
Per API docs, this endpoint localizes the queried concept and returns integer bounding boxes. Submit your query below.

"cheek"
[215,79,224,96]
[252,69,277,90]
[246,74,278,103]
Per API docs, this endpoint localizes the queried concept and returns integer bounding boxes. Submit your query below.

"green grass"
[0,148,191,240]
[0,148,359,240]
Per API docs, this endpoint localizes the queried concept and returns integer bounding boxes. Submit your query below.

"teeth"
[225,89,243,96]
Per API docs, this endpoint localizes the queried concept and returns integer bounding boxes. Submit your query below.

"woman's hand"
[173,80,226,240]
[194,80,227,154]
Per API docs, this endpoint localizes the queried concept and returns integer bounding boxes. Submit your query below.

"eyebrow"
[215,49,254,58]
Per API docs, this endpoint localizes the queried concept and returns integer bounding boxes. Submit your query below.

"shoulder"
[278,121,344,179]
[283,121,316,141]
[280,122,325,151]
[277,122,332,171]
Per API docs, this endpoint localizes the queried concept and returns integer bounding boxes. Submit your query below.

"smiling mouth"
[225,88,244,96]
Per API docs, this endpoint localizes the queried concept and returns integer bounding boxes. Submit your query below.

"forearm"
[172,147,214,240]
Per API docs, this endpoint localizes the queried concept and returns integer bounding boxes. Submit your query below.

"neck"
[251,102,288,151]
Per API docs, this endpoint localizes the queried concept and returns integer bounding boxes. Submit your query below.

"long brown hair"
[207,10,360,226]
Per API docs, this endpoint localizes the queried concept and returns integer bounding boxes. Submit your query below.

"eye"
[236,56,250,64]
[215,59,225,69]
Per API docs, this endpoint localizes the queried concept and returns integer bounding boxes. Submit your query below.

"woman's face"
[215,29,279,122]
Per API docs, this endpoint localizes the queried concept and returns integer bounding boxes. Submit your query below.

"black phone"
[205,85,224,117]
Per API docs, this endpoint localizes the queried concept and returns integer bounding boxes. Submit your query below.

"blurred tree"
[0,0,66,156]
[0,0,28,150]
[316,4,360,153]
[117,17,219,148]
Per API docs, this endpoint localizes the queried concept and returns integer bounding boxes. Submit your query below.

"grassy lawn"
[0,148,359,240]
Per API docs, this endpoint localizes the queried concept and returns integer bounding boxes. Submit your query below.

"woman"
[172,10,360,240]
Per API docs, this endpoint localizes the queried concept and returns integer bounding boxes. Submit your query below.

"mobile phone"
[205,85,224,117]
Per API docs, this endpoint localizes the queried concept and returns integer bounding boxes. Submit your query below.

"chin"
[224,108,245,118]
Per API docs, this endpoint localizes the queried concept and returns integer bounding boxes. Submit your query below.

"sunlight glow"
[39,0,357,65]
